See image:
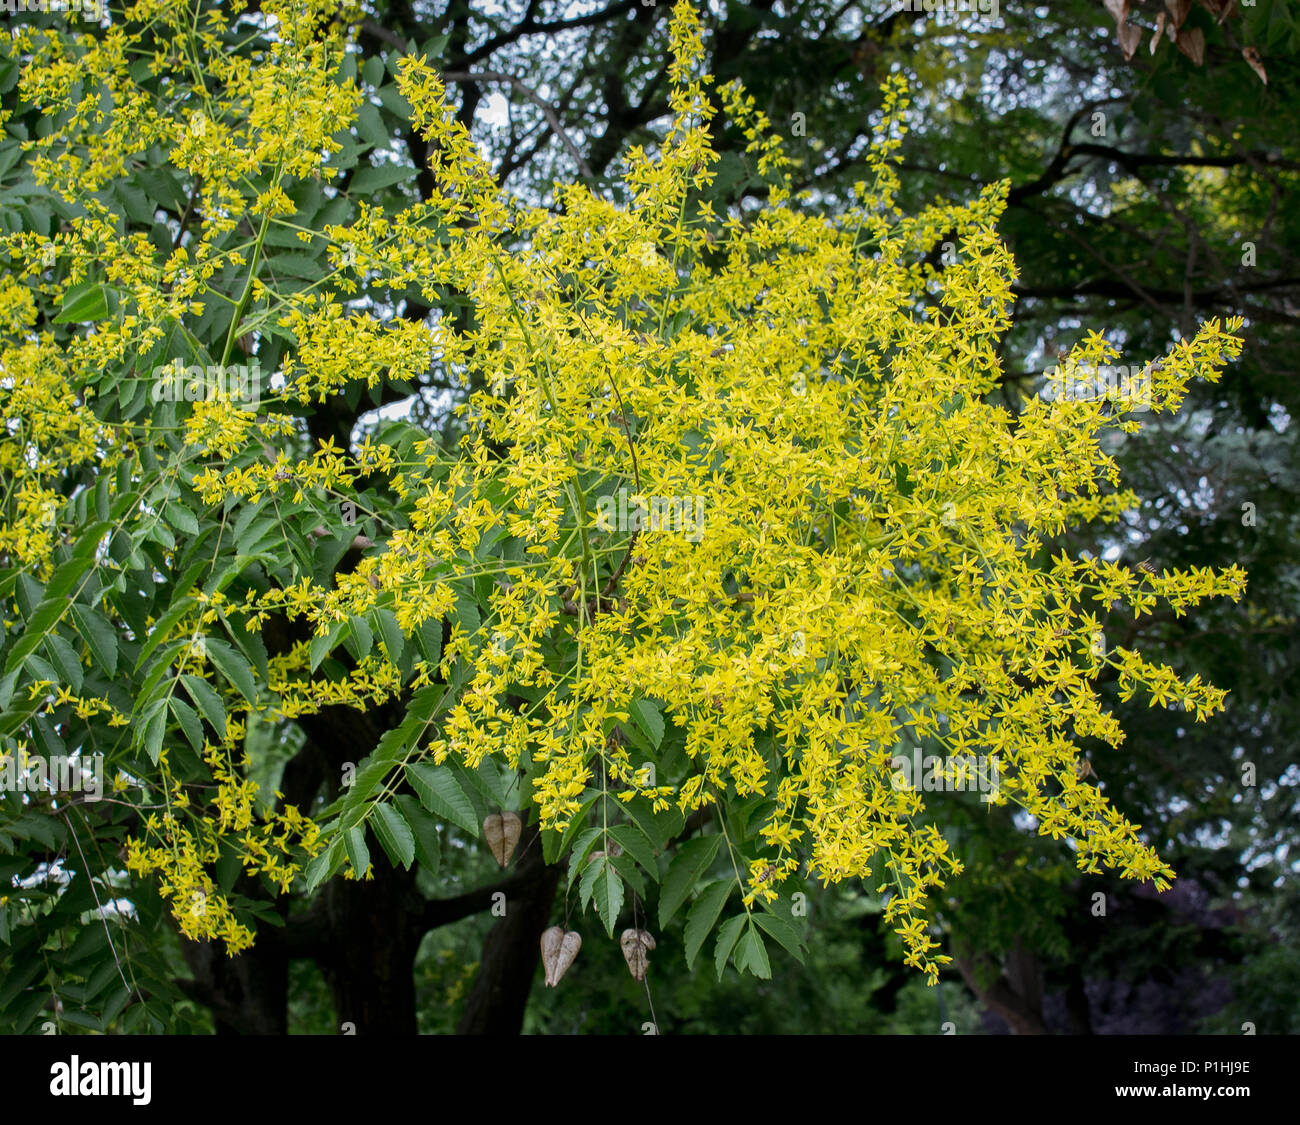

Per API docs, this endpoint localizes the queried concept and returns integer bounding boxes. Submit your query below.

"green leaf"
[264,253,326,281]
[415,616,443,665]
[5,600,71,676]
[0,668,19,711]
[132,595,196,672]
[309,620,349,672]
[753,909,807,965]
[372,607,404,665]
[355,101,388,149]
[204,638,257,706]
[735,926,772,979]
[608,823,659,882]
[684,880,732,971]
[608,851,647,900]
[372,802,416,869]
[567,826,604,891]
[578,851,603,911]
[340,758,396,827]
[69,604,118,678]
[181,674,226,735]
[43,634,83,694]
[714,913,747,980]
[140,700,167,764]
[362,55,385,88]
[344,825,370,876]
[406,763,479,836]
[223,618,270,684]
[395,794,440,874]
[169,697,205,752]
[658,834,722,928]
[593,861,625,937]
[343,613,374,661]
[376,85,414,121]
[163,501,201,536]
[70,519,112,562]
[459,758,510,810]
[53,281,109,323]
[215,840,242,892]
[302,837,344,893]
[44,553,92,603]
[628,698,665,748]
[617,793,682,853]
[541,788,602,865]
[15,573,44,618]
[452,589,480,638]
[348,163,415,194]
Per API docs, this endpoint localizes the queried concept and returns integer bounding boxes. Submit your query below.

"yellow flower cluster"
[126,732,321,953]
[0,0,1251,980]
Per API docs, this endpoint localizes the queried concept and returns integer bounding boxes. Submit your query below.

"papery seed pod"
[483,811,522,867]
[541,926,582,987]
[620,928,656,981]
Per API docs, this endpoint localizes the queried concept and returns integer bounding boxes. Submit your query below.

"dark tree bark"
[456,820,563,1034]
[317,860,427,1034]
[952,938,1050,1035]
[179,927,288,1035]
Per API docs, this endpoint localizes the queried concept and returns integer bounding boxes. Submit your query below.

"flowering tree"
[0,0,1246,1032]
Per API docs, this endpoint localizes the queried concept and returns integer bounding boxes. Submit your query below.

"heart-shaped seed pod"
[540,926,582,987]
[483,811,522,867]
[620,928,656,981]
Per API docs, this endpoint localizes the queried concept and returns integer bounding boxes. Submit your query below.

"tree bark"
[456,820,563,1034]
[952,938,1050,1035]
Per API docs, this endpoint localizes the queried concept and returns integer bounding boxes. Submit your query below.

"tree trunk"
[457,822,563,1034]
[953,938,1050,1034]
[319,860,426,1034]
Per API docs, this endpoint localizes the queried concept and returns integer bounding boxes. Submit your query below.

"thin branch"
[441,69,596,180]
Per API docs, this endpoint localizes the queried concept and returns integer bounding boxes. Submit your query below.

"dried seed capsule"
[540,926,582,987]
[620,928,656,981]
[483,811,522,867]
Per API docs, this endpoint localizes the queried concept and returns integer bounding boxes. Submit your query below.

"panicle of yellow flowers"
[126,722,322,954]
[0,0,1249,978]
